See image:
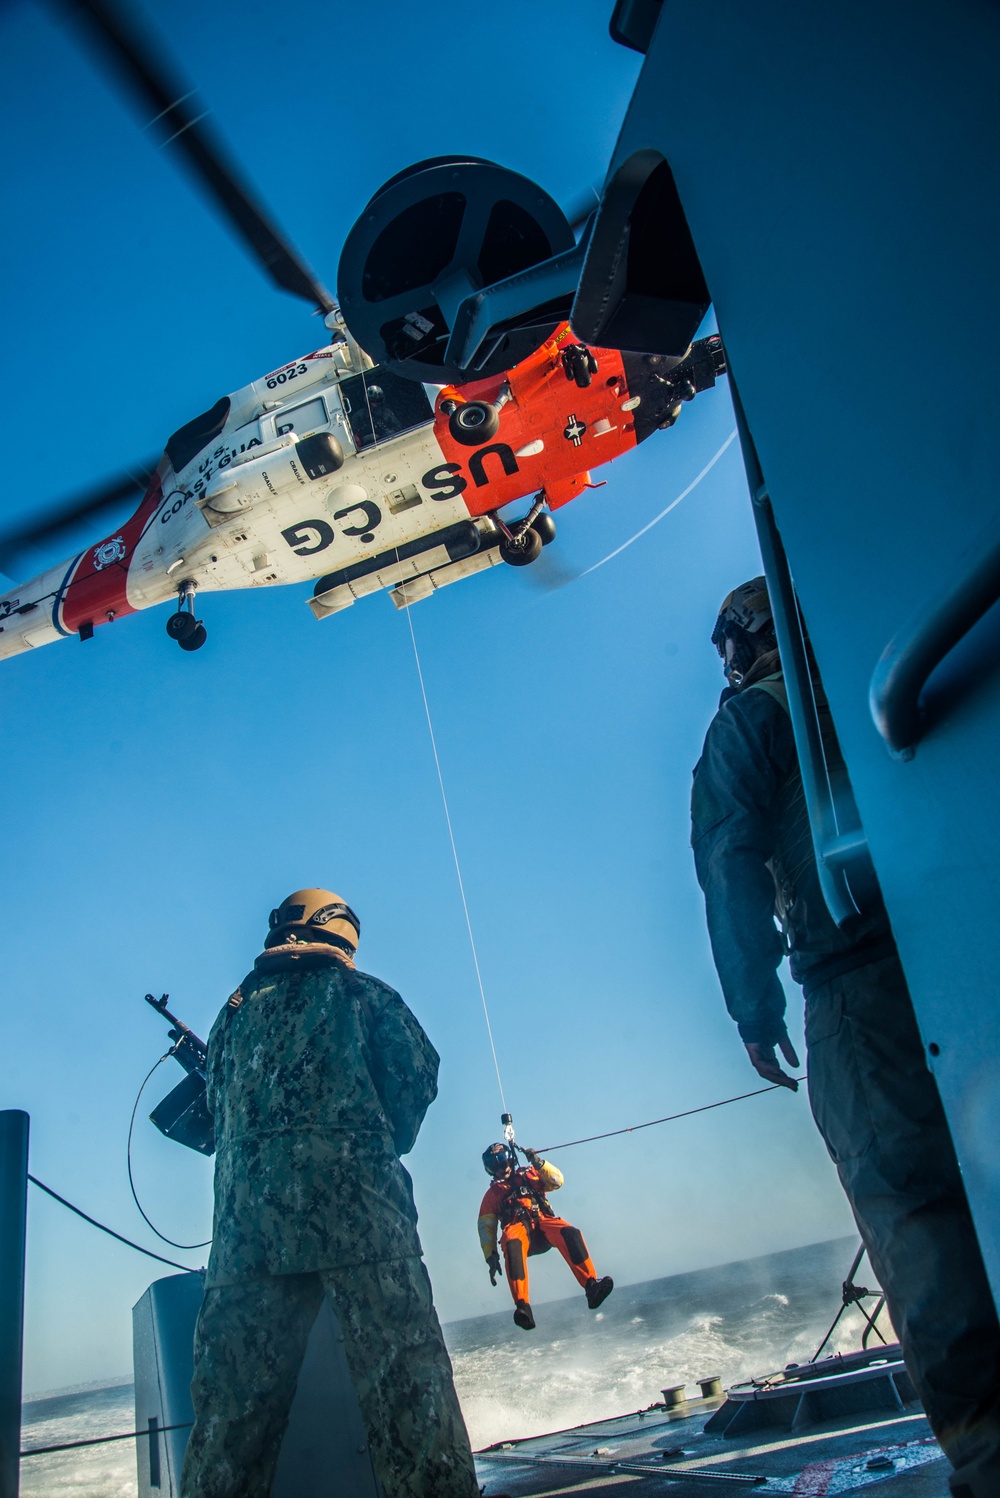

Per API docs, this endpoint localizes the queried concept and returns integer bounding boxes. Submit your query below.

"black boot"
[513,1299,536,1330]
[585,1275,614,1310]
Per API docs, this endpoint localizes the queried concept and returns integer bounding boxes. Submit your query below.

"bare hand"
[745,1036,801,1091]
[487,1251,502,1285]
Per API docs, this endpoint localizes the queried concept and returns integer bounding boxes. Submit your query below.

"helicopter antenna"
[323,308,373,371]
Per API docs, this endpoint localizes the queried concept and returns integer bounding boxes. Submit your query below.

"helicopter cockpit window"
[165,395,232,474]
[340,370,433,451]
[275,397,328,438]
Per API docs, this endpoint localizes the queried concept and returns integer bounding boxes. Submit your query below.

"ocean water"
[20,1380,137,1498]
[21,1235,882,1495]
[448,1234,877,1449]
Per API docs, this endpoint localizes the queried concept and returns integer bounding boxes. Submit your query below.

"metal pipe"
[0,1111,29,1498]
[812,1242,869,1362]
[861,1297,887,1350]
[869,528,1000,757]
[752,498,859,926]
[730,375,865,928]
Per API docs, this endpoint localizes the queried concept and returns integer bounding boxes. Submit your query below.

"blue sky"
[0,0,855,1394]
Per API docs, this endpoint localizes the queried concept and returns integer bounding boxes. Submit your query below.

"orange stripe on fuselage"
[59,472,165,634]
[433,325,640,516]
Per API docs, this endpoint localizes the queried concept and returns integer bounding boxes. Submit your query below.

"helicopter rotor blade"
[54,0,336,315]
[520,549,583,594]
[0,458,157,578]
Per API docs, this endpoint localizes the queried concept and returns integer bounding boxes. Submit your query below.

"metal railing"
[0,1108,204,1497]
[730,377,874,929]
[869,527,1000,758]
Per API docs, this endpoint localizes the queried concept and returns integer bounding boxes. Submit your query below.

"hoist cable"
[365,350,506,1115]
[27,1175,198,1272]
[352,370,506,1109]
[403,606,508,1115]
[536,1077,807,1153]
[127,1053,212,1249]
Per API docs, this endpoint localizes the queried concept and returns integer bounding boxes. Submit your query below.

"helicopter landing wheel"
[531,513,556,546]
[166,610,197,642]
[177,623,208,652]
[449,400,500,447]
[499,528,543,567]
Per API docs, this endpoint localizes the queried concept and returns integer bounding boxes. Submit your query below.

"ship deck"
[474,1375,947,1496]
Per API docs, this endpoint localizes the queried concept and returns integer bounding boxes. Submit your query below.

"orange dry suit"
[478,1158,597,1306]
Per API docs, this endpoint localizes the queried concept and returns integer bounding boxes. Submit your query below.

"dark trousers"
[806,952,1000,1497]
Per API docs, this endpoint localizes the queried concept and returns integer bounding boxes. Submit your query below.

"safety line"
[403,607,509,1115]
[21,1422,193,1458]
[577,429,738,579]
[537,1077,807,1152]
[27,1176,198,1273]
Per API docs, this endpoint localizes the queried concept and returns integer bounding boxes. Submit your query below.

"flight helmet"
[711,576,777,684]
[483,1142,517,1178]
[265,889,361,954]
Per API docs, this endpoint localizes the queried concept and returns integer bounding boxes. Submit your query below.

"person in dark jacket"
[691,579,1000,1498]
[180,888,479,1498]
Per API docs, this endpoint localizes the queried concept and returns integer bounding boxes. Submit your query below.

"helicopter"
[0,0,725,661]
[0,319,725,660]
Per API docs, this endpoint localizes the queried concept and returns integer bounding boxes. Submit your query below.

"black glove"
[524,1147,540,1166]
[487,1251,502,1285]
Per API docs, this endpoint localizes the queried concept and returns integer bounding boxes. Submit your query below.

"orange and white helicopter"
[0,0,724,661]
[0,321,725,660]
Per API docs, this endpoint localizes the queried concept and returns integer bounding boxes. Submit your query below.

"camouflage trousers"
[806,953,1000,1498]
[179,1256,479,1498]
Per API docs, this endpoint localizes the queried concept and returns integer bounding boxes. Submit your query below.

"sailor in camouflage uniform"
[180,889,479,1498]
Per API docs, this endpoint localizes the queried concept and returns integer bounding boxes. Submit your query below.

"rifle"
[145,992,208,1074]
[144,993,215,1156]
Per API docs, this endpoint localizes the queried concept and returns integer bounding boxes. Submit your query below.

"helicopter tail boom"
[0,469,165,659]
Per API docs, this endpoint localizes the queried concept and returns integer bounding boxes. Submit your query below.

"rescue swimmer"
[478,1141,613,1330]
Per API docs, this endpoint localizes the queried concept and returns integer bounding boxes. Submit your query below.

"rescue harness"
[496,1169,555,1232]
[486,1119,556,1234]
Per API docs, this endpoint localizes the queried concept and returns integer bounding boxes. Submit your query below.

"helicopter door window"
[275,397,328,438]
[340,370,434,451]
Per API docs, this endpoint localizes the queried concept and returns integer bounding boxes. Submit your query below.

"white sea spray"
[446,1235,868,1449]
[20,1383,136,1498]
[21,1236,870,1493]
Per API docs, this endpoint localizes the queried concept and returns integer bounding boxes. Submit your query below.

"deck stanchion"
[0,1111,29,1498]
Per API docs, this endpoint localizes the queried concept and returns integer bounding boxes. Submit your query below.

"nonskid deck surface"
[474,1402,947,1496]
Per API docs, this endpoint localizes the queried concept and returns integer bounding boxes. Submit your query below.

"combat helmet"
[711,576,777,685]
[265,888,361,954]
